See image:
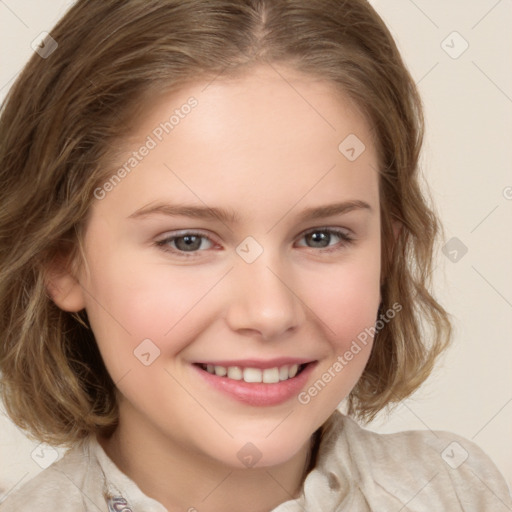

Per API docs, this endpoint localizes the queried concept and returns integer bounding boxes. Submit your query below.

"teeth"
[243,367,262,383]
[214,366,227,377]
[203,363,304,383]
[227,366,243,380]
[279,366,289,381]
[263,367,280,384]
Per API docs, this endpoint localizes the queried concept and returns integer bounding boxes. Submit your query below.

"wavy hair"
[0,0,451,445]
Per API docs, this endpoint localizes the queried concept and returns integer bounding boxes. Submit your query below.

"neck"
[99,409,315,512]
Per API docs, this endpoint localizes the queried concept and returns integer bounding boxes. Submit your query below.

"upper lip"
[194,358,315,369]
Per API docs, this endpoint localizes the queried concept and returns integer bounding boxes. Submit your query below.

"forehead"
[94,64,379,222]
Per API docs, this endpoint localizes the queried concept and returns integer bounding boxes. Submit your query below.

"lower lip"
[193,363,316,407]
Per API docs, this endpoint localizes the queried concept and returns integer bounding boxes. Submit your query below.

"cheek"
[295,262,380,417]
[81,249,222,378]
[306,255,381,350]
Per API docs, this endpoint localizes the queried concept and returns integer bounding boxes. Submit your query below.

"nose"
[224,255,304,341]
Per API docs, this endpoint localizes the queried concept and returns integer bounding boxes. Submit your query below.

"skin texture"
[50,64,383,511]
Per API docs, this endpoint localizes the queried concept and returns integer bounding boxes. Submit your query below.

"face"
[63,65,381,468]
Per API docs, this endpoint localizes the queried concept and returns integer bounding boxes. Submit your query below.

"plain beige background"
[0,0,511,500]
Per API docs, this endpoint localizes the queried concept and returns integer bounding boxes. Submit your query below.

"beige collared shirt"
[1,411,511,511]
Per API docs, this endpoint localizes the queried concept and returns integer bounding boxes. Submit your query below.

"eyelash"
[155,227,354,258]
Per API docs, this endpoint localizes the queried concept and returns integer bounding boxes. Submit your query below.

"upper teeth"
[204,364,300,383]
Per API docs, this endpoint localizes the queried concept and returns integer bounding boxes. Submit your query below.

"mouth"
[196,362,309,383]
[192,359,316,406]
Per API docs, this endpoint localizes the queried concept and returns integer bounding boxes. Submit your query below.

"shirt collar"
[90,435,167,512]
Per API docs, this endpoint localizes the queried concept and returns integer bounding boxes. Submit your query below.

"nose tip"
[225,263,303,341]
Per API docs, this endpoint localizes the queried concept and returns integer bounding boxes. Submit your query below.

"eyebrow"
[128,199,372,224]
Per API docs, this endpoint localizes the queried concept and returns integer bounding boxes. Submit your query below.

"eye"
[296,228,354,251]
[156,231,215,254]
[155,227,354,257]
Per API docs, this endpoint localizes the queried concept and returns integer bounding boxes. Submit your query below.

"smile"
[193,359,316,406]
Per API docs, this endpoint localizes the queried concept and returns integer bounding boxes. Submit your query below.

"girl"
[0,1,510,510]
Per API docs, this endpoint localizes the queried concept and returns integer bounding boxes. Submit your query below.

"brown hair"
[0,0,451,445]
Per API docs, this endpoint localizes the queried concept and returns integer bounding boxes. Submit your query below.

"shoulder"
[323,412,512,511]
[0,438,102,511]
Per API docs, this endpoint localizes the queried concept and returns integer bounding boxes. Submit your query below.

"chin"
[217,421,318,470]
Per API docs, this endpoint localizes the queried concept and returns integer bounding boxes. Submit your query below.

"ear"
[45,257,86,312]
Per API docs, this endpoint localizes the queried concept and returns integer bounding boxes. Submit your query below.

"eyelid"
[157,228,214,240]
[299,225,353,237]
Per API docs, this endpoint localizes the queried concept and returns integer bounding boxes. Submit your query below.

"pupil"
[308,231,329,247]
[176,235,201,251]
